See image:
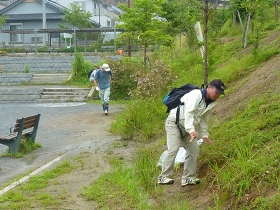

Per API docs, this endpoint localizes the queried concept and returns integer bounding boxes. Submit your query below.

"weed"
[24,65,30,73]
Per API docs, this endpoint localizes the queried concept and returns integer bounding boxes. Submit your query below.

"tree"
[60,3,93,28]
[242,0,271,54]
[162,0,199,49]
[0,15,5,28]
[117,0,173,64]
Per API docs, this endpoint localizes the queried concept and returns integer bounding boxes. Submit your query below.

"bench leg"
[26,114,40,143]
[0,118,25,154]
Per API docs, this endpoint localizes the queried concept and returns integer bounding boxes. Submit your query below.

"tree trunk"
[237,10,244,32]
[243,13,251,48]
[232,9,237,27]
[275,0,279,22]
[203,0,209,86]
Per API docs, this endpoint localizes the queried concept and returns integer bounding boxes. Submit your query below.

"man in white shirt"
[158,79,225,186]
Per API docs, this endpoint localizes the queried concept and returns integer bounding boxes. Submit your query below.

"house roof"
[0,0,100,27]
[0,0,64,14]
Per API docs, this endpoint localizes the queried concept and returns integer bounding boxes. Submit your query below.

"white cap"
[101,63,110,71]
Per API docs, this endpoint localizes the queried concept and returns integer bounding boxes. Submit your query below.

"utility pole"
[127,0,131,57]
[42,0,47,46]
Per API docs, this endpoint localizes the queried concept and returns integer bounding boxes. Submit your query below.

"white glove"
[95,87,100,91]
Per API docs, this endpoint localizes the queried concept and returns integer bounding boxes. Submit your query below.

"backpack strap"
[175,105,184,137]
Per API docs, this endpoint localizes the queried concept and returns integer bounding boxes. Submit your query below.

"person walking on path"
[88,65,99,86]
[94,63,113,115]
[158,79,225,186]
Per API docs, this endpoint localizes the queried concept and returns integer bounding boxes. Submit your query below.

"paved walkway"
[0,102,122,187]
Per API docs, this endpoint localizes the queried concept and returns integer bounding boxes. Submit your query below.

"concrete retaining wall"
[0,54,120,73]
[0,87,43,103]
[0,73,32,85]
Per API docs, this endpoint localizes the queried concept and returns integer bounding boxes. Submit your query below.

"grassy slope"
[161,28,280,209]
[1,27,280,210]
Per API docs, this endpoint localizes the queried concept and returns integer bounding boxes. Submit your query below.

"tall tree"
[162,0,199,49]
[0,15,5,28]
[60,3,93,28]
[117,0,173,64]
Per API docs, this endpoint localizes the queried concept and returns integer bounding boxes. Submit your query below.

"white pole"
[194,21,204,59]
[42,0,47,46]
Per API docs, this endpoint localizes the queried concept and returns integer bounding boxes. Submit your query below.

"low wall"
[0,54,121,73]
[0,87,43,103]
[0,73,32,85]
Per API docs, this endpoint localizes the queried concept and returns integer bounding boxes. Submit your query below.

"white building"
[52,0,122,42]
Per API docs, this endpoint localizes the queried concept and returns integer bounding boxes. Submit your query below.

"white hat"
[101,63,111,71]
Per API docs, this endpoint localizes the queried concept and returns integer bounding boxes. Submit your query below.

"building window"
[9,23,23,43]
[31,37,43,43]
[74,1,86,10]
[107,20,110,27]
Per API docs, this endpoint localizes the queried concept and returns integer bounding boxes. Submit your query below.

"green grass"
[201,94,280,207]
[0,138,41,158]
[81,146,163,209]
[0,159,73,209]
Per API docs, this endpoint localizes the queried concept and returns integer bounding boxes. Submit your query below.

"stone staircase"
[38,87,91,102]
[29,74,70,84]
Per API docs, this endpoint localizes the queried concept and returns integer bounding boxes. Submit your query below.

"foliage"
[60,3,93,28]
[108,57,143,99]
[110,59,176,140]
[110,98,166,141]
[203,94,280,204]
[129,60,174,99]
[0,15,6,28]
[81,145,162,209]
[71,52,93,80]
[117,0,173,60]
[242,0,272,56]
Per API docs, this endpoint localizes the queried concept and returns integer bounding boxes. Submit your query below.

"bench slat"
[0,133,17,141]
[14,115,37,132]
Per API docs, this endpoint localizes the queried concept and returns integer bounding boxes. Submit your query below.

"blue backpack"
[163,84,201,113]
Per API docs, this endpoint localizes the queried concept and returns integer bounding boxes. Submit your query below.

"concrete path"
[0,102,122,188]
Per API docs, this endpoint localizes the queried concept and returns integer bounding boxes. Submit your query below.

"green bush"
[101,57,143,99]
[71,52,93,79]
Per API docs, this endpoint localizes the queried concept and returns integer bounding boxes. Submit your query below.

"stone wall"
[0,87,43,102]
[0,54,120,73]
[0,73,32,85]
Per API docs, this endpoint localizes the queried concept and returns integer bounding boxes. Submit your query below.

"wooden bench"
[47,47,60,54]
[23,45,36,54]
[0,114,41,154]
[100,45,114,52]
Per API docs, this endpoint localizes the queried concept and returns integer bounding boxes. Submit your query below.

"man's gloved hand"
[95,87,100,91]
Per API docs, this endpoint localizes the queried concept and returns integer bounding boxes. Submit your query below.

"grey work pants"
[99,87,110,105]
[159,115,199,180]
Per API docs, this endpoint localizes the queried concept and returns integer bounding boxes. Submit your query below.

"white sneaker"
[158,177,174,185]
[104,110,108,115]
[181,178,200,187]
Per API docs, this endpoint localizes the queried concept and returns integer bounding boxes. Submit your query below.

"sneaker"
[158,177,174,185]
[181,178,200,186]
[104,110,108,115]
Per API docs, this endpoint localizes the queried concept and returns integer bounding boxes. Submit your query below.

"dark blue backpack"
[163,84,200,113]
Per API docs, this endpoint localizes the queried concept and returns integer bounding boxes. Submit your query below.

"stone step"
[39,95,86,100]
[43,88,90,92]
[38,98,86,103]
[39,87,90,102]
[32,74,70,77]
[41,91,88,96]
[29,74,71,84]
